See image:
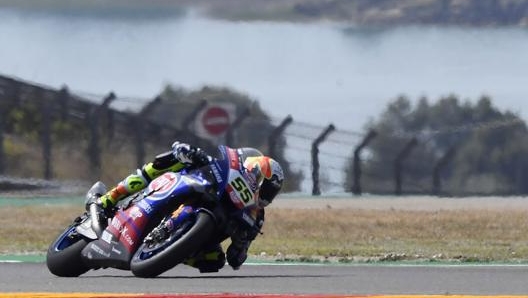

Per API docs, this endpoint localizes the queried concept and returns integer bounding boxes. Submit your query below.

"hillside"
[196,0,528,26]
[1,0,527,26]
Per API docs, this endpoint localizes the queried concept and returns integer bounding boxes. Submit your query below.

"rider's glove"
[247,218,264,241]
[95,196,115,219]
[172,142,210,166]
[190,149,210,166]
[226,240,249,270]
[172,142,193,164]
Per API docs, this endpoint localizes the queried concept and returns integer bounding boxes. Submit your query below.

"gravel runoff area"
[271,194,528,211]
[3,176,528,211]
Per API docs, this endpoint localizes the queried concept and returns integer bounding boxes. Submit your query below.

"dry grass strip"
[2,202,528,263]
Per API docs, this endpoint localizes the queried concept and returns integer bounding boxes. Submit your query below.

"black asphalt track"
[2,262,528,295]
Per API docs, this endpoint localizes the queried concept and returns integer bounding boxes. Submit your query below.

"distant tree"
[346,95,528,195]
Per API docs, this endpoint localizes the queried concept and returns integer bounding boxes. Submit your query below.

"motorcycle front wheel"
[130,211,215,278]
[46,224,90,277]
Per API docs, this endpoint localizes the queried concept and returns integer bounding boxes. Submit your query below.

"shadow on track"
[79,274,335,279]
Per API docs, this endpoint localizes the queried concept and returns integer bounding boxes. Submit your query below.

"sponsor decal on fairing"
[211,161,223,183]
[90,243,110,258]
[226,171,257,209]
[147,172,180,200]
[137,199,153,214]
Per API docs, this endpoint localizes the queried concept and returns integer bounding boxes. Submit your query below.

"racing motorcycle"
[46,145,261,278]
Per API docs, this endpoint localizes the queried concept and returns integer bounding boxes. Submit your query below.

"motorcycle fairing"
[170,205,195,226]
[106,208,149,252]
[75,216,98,240]
[81,169,215,270]
[81,210,144,270]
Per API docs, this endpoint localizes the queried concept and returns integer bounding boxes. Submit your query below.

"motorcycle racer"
[96,141,284,272]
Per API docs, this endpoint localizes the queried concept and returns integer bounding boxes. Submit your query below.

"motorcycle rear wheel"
[130,211,215,278]
[46,225,90,277]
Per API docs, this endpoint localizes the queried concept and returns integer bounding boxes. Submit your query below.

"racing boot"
[98,171,148,213]
[98,184,130,211]
[184,243,226,273]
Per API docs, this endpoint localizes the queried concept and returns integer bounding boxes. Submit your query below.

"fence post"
[432,146,456,196]
[351,130,377,195]
[268,115,293,158]
[4,78,21,110]
[0,84,6,174]
[86,106,101,180]
[225,107,251,147]
[394,138,418,195]
[38,89,54,180]
[100,92,116,145]
[57,86,70,121]
[0,79,21,174]
[0,112,4,174]
[312,124,336,196]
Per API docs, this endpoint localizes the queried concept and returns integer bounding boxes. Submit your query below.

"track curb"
[2,294,527,298]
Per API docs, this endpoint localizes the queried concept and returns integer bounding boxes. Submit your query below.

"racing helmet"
[243,156,284,207]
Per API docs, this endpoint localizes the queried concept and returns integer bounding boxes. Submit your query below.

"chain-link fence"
[1,74,526,196]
